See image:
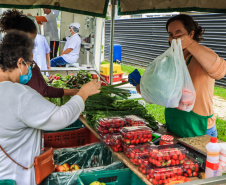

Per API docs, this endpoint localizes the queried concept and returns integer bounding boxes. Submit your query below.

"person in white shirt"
[33,34,51,73]
[33,9,60,59]
[0,31,100,185]
[50,22,81,67]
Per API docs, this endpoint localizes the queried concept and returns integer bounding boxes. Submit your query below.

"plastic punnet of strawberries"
[97,117,126,134]
[120,126,153,145]
[110,135,123,152]
[129,144,152,165]
[125,115,148,126]
[146,164,184,185]
[182,156,199,177]
[148,144,187,167]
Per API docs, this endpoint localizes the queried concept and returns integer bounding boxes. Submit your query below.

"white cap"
[68,22,80,29]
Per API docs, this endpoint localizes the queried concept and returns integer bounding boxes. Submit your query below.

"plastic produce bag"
[176,39,196,112]
[140,39,184,107]
[41,143,126,185]
[140,39,195,110]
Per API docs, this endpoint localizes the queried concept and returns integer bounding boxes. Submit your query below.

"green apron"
[165,56,213,138]
[165,108,213,137]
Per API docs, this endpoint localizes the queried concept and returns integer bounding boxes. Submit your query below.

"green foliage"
[214,86,226,100]
[216,117,226,141]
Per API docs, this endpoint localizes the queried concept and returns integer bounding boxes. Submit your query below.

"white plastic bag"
[140,39,184,107]
[176,39,196,112]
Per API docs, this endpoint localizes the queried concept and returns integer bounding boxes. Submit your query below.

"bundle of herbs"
[84,82,159,130]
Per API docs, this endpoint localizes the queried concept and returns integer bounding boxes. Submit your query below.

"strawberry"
[176,159,180,165]
[195,164,199,172]
[187,169,192,175]
[144,138,148,142]
[152,179,157,185]
[147,174,150,180]
[131,139,136,144]
[190,164,196,171]
[166,172,170,178]
[160,173,166,180]
[158,180,163,184]
[142,169,147,174]
[155,173,161,180]
[136,139,140,144]
[193,171,197,176]
[118,147,122,152]
[172,154,178,160]
[171,159,176,166]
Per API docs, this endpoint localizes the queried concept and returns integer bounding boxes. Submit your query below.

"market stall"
[0,1,226,185]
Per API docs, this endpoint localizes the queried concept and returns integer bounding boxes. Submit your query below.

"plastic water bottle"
[217,143,226,176]
[205,137,221,178]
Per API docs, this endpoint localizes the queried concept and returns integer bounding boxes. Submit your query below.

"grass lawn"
[113,62,226,141]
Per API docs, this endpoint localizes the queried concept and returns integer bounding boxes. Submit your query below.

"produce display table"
[79,116,199,185]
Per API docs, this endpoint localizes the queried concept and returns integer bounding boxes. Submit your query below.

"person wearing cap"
[50,22,81,67]
[31,9,60,59]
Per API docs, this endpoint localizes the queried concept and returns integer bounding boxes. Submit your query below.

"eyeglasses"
[23,60,36,69]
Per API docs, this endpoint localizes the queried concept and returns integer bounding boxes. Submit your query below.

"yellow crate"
[100,63,122,76]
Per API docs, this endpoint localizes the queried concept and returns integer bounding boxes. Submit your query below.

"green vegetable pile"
[44,71,92,106]
[84,82,159,130]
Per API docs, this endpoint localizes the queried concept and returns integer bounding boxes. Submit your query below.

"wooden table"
[79,116,199,185]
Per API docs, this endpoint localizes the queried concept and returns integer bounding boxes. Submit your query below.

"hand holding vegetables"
[77,79,101,102]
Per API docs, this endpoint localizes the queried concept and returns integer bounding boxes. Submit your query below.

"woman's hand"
[179,35,195,49]
[77,79,101,102]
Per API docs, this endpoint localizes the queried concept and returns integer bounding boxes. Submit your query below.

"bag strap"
[0,145,34,169]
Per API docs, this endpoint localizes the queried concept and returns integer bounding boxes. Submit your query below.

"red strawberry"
[171,159,176,165]
[176,159,180,165]
[193,171,197,176]
[195,163,199,172]
[172,154,178,160]
[187,169,192,175]
[160,174,166,180]
[136,139,140,144]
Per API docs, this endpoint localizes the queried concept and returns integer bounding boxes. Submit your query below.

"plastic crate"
[0,180,16,185]
[100,73,123,83]
[45,119,84,133]
[77,168,146,185]
[100,63,122,76]
[44,127,99,149]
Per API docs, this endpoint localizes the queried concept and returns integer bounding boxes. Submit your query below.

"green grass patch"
[216,117,226,141]
[145,103,166,124]
[214,86,226,100]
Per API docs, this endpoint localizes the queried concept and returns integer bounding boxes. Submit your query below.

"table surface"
[79,116,199,185]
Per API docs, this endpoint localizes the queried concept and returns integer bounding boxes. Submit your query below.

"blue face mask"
[19,62,32,84]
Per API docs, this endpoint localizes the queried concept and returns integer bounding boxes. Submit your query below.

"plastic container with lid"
[124,115,147,126]
[182,156,200,177]
[96,125,123,134]
[145,164,183,184]
[137,156,149,174]
[205,137,221,178]
[159,135,174,145]
[120,126,152,145]
[110,135,123,152]
[148,144,187,167]
[97,117,126,129]
[122,143,136,158]
[217,143,226,176]
[128,144,152,165]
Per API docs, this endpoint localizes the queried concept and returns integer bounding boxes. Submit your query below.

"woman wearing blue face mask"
[0,31,101,185]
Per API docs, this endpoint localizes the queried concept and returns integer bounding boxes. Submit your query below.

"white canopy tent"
[0,0,226,84]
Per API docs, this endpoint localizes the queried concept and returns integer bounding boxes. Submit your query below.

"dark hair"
[0,9,37,34]
[166,14,204,42]
[0,30,34,72]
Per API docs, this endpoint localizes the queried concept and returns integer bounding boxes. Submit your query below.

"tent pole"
[109,0,115,85]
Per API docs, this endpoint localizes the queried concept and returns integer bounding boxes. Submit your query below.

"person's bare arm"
[46,53,51,69]
[61,48,73,56]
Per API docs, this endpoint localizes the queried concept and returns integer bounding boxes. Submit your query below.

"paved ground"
[213,96,226,120]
